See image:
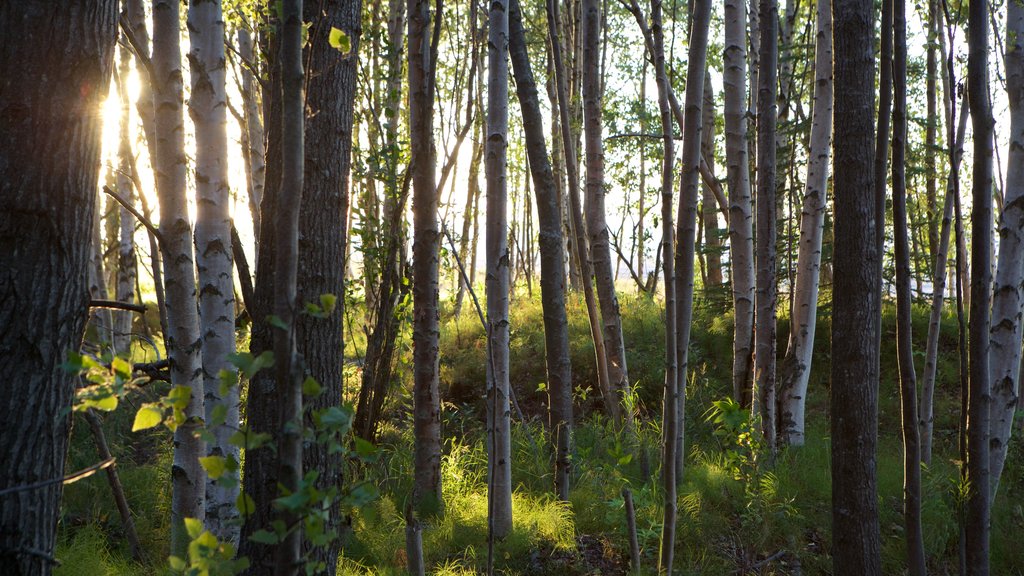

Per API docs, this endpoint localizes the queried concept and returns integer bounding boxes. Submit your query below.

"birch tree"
[0,4,118,573]
[153,0,207,555]
[723,0,756,407]
[988,0,1024,497]
[778,0,831,446]
[114,48,137,356]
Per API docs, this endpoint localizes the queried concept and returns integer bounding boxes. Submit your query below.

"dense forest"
[0,0,1022,574]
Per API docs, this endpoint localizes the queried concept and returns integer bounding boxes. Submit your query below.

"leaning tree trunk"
[920,103,968,465]
[547,0,617,421]
[831,0,883,571]
[753,0,778,454]
[509,0,574,502]
[582,0,632,426]
[723,0,756,407]
[409,0,443,514]
[988,0,1024,498]
[966,0,994,567]
[778,0,832,447]
[153,0,208,557]
[188,0,239,545]
[486,0,513,539]
[0,4,117,574]
[892,0,926,568]
[296,2,359,571]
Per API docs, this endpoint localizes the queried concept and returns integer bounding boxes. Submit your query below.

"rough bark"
[188,0,239,544]
[583,0,631,425]
[752,0,778,454]
[777,0,831,447]
[892,0,926,568]
[273,0,305,572]
[410,0,442,514]
[723,0,756,407]
[988,0,1024,497]
[966,0,994,567]
[509,0,574,502]
[486,0,513,540]
[0,4,117,574]
[153,0,208,556]
[297,3,359,571]
[831,0,882,570]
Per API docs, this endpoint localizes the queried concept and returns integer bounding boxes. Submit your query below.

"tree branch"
[89,299,147,314]
[102,185,164,248]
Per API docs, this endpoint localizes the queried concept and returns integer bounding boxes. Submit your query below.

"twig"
[118,14,155,86]
[89,299,147,314]
[0,458,115,497]
[102,185,164,247]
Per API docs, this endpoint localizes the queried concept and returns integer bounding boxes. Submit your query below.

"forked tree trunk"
[778,0,832,447]
[153,0,207,556]
[988,0,1024,498]
[508,0,574,502]
[188,0,239,544]
[583,0,632,426]
[753,0,778,453]
[723,0,756,407]
[409,0,443,514]
[831,0,882,571]
[0,4,117,574]
[966,0,994,567]
[892,0,926,568]
[485,0,513,539]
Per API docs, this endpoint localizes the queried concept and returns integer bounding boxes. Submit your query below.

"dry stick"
[0,458,115,497]
[623,487,641,574]
[89,299,147,314]
[84,410,144,562]
[102,185,164,247]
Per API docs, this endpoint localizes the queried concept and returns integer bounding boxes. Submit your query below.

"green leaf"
[167,385,192,410]
[209,403,228,427]
[328,27,351,53]
[132,405,164,431]
[353,437,378,461]
[266,314,288,330]
[237,492,256,517]
[168,555,186,571]
[302,376,322,397]
[199,456,227,479]
[90,394,118,412]
[111,356,132,380]
[184,517,204,540]
[319,293,337,314]
[249,529,279,544]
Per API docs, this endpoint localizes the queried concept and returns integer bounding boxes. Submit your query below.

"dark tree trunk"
[830,0,882,571]
[0,3,118,575]
[509,0,574,501]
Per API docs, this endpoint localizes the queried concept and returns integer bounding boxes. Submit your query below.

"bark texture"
[0,4,117,574]
[778,0,831,446]
[153,0,207,556]
[831,0,882,570]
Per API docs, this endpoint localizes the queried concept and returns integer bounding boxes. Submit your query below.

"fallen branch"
[89,299,147,314]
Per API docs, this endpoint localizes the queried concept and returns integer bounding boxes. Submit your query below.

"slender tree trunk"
[114,49,137,356]
[455,136,482,316]
[410,0,443,514]
[0,4,117,574]
[920,98,969,465]
[966,0,994,566]
[273,0,305,572]
[154,0,208,556]
[239,26,266,258]
[753,0,778,453]
[875,0,893,281]
[831,0,882,570]
[583,0,631,425]
[723,0,756,407]
[485,0,513,539]
[892,0,926,569]
[701,74,722,288]
[988,0,1024,497]
[778,0,832,447]
[546,0,617,421]
[925,0,939,263]
[509,0,574,502]
[188,0,239,545]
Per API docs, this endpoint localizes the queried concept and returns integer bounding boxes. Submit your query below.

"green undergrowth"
[55,291,1023,574]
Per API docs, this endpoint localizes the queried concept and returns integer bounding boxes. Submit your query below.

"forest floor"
[55,291,1024,575]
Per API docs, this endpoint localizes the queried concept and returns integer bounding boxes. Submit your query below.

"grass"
[56,290,1024,574]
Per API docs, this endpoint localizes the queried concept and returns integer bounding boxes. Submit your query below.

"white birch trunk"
[188,0,239,544]
[238,27,265,258]
[777,0,832,447]
[114,48,137,356]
